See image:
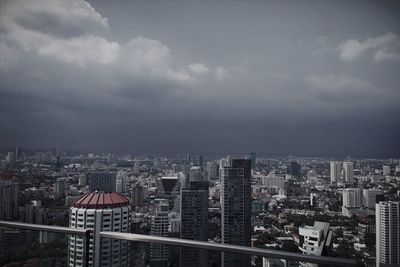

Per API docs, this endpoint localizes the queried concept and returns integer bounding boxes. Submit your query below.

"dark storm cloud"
[0,0,399,157]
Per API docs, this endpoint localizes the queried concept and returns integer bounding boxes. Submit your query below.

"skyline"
[0,0,400,157]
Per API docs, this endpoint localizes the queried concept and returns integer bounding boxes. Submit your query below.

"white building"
[382,165,391,176]
[299,222,332,267]
[343,162,354,184]
[363,189,383,209]
[330,161,341,183]
[342,188,361,208]
[68,192,130,267]
[376,201,400,267]
[150,199,170,266]
[116,170,128,193]
[189,166,203,182]
[207,161,219,181]
[261,175,286,189]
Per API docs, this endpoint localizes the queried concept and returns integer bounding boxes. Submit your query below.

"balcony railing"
[0,220,356,267]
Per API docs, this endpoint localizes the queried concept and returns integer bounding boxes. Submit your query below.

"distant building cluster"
[1,147,400,267]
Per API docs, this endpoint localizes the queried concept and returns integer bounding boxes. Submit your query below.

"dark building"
[247,152,256,169]
[0,180,19,221]
[87,171,116,192]
[221,158,252,267]
[288,161,301,178]
[180,181,209,267]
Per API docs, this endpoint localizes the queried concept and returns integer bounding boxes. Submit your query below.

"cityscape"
[0,0,400,267]
[0,149,399,266]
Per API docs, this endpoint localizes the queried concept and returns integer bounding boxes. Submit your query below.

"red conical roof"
[73,192,129,209]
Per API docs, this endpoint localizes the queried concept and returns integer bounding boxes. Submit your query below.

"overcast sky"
[0,0,399,157]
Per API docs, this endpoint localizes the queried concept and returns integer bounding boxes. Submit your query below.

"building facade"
[0,180,19,221]
[150,199,170,266]
[180,181,209,267]
[68,192,130,267]
[330,161,341,183]
[87,171,117,192]
[376,201,400,267]
[221,158,251,267]
[342,162,354,184]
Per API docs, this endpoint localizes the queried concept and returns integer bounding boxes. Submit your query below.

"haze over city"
[0,0,399,157]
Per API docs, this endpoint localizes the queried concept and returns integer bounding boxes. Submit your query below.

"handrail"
[100,231,355,266]
[0,220,88,235]
[0,221,355,266]
[0,220,91,267]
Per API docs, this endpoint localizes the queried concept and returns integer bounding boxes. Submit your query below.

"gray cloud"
[0,0,399,157]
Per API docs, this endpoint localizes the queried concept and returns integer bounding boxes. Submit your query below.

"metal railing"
[1,220,356,266]
[0,220,91,267]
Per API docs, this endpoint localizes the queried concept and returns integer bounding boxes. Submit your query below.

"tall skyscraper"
[189,166,203,182]
[376,201,400,267]
[116,171,128,193]
[68,192,130,267]
[88,171,117,192]
[343,161,354,184]
[363,189,383,209]
[206,161,219,181]
[198,154,203,171]
[342,188,361,208]
[288,161,301,178]
[150,199,170,266]
[133,161,140,175]
[15,145,21,161]
[247,152,256,169]
[0,180,19,220]
[131,184,144,207]
[221,158,251,267]
[330,161,341,184]
[180,181,209,267]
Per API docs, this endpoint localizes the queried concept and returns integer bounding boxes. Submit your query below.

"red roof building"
[72,192,129,209]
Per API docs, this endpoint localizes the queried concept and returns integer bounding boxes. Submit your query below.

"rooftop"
[72,192,129,209]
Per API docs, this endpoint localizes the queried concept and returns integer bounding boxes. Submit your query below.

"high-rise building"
[206,161,219,181]
[180,181,209,267]
[55,178,68,198]
[382,165,391,176]
[0,180,19,220]
[68,192,130,267]
[247,152,256,169]
[198,155,203,171]
[116,171,128,193]
[330,161,341,184]
[376,201,400,267]
[131,184,144,207]
[261,175,287,189]
[150,199,170,266]
[221,158,251,267]
[299,222,332,267]
[342,188,361,208]
[87,171,117,192]
[6,152,15,164]
[363,189,383,209]
[133,161,140,176]
[343,162,354,184]
[189,166,203,182]
[15,145,21,161]
[288,161,301,178]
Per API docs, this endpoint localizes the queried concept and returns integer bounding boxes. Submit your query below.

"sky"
[0,0,399,157]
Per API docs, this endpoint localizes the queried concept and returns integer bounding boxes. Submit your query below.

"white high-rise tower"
[68,192,130,267]
[376,201,400,267]
[330,161,341,183]
[343,162,354,184]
